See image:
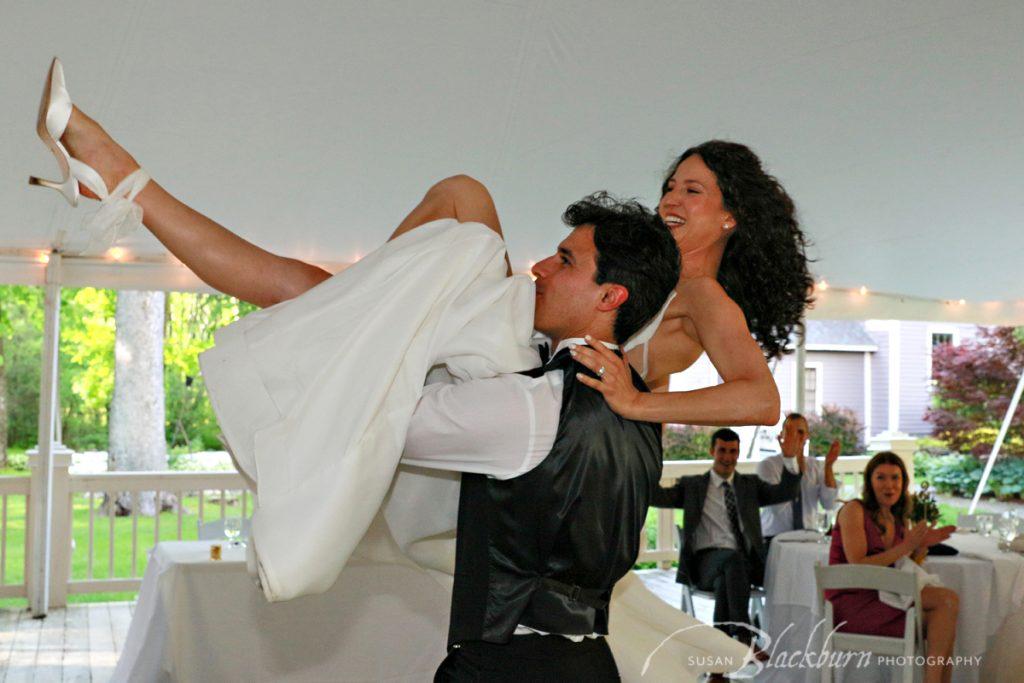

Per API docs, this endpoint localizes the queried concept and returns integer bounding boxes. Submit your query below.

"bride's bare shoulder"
[673,276,732,311]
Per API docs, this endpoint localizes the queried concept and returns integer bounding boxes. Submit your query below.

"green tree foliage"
[0,284,255,453]
[164,292,257,450]
[1,286,44,449]
[807,405,863,456]
[663,425,714,460]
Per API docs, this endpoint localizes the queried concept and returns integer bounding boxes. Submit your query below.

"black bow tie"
[520,346,573,378]
[537,341,551,365]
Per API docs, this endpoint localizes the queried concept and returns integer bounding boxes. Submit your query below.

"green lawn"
[0,479,248,608]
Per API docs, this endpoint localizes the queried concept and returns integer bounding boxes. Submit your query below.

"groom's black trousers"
[434,634,619,681]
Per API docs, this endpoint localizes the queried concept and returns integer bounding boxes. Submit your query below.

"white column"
[969,368,1024,515]
[888,322,901,433]
[794,328,807,414]
[28,253,62,617]
[863,351,872,444]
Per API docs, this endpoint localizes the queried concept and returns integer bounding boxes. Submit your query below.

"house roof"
[805,320,878,352]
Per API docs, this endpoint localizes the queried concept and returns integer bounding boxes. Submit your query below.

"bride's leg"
[389,174,511,276]
[62,107,331,308]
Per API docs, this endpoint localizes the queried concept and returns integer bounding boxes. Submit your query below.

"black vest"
[447,347,663,646]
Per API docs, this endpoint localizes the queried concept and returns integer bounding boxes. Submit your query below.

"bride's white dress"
[200,219,748,681]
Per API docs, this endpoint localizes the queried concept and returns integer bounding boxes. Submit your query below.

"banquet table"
[758,532,1024,683]
[111,540,452,682]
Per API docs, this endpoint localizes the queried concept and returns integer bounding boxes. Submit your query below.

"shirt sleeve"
[756,455,782,484]
[818,460,839,509]
[400,371,562,480]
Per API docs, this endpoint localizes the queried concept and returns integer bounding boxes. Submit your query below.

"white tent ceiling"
[2,1,1022,321]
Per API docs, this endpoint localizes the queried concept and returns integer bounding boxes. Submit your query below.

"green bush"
[663,425,713,460]
[807,405,864,455]
[914,452,1024,499]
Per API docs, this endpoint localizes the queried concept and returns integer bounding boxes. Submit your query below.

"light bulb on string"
[37,251,50,264]
[816,279,829,292]
[858,286,868,296]
[108,247,126,261]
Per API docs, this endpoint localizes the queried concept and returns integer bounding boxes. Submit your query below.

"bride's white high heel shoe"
[28,58,151,251]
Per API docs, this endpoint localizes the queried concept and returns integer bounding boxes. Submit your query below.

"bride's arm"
[573,276,780,425]
[134,181,332,307]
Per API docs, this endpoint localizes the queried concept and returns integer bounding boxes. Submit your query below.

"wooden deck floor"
[0,602,134,683]
[0,571,711,681]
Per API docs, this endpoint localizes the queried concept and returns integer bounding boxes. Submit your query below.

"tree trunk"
[108,290,173,516]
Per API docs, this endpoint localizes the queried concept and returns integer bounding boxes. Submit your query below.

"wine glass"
[224,517,244,547]
[997,512,1019,551]
[815,510,832,543]
[976,514,994,538]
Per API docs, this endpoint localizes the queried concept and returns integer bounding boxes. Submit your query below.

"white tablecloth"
[112,538,750,682]
[758,533,1024,683]
[111,540,452,682]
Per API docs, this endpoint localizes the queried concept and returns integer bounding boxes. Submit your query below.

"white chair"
[814,563,923,683]
[197,517,252,541]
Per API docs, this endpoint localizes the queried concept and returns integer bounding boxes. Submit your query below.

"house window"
[805,366,818,415]
[930,331,957,380]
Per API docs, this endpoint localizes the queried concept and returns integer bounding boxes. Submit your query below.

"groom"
[395,176,680,680]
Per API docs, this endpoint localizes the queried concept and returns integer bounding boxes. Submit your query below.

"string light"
[37,251,50,264]
[108,247,126,261]
[858,286,868,296]
[958,299,966,306]
[816,279,829,292]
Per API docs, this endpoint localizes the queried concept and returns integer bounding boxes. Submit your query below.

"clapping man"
[758,413,840,544]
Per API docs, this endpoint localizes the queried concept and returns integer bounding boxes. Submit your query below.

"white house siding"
[774,351,867,425]
[897,321,980,435]
[867,326,891,437]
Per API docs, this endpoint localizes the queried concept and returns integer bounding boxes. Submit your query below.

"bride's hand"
[571,335,643,419]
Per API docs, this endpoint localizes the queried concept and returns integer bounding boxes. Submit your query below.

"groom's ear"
[596,283,628,312]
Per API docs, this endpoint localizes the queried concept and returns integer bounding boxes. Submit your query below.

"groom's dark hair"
[562,193,680,344]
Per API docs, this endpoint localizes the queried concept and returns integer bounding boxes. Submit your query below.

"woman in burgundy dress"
[828,451,959,683]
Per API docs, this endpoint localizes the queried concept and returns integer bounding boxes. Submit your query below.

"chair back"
[197,517,252,541]
[814,562,924,646]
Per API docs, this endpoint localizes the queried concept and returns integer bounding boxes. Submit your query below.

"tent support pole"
[969,366,1024,515]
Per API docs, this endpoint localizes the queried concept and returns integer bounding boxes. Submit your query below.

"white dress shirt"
[694,458,800,552]
[758,454,838,537]
[401,337,617,478]
[694,469,744,553]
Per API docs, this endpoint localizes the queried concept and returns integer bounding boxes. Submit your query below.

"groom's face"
[531,226,603,340]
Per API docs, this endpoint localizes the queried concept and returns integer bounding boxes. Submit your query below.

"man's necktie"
[791,486,805,530]
[721,481,745,549]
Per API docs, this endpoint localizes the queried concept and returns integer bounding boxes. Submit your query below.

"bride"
[31,57,810,681]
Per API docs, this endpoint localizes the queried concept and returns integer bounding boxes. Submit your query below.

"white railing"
[637,455,881,567]
[63,470,249,600]
[0,476,30,598]
[14,439,915,606]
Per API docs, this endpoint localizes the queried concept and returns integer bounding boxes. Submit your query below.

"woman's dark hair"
[562,192,680,345]
[860,451,911,535]
[662,141,814,359]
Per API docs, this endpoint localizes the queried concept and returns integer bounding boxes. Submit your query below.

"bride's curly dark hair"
[662,141,814,359]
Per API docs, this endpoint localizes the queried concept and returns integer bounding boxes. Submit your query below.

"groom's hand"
[571,336,642,419]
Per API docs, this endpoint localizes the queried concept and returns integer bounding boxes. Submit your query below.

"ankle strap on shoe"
[81,168,152,254]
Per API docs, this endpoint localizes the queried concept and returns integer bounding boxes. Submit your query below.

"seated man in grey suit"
[652,428,801,649]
